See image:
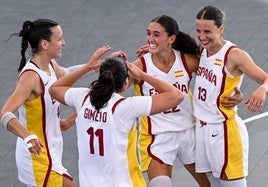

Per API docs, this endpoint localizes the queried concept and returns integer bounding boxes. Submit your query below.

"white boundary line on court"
[243,111,268,123]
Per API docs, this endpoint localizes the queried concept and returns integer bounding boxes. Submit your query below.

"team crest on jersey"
[174,70,184,77]
[214,59,222,66]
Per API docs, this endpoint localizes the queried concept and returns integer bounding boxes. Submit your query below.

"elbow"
[48,86,58,101]
[174,91,184,106]
[48,87,54,97]
[48,86,67,105]
[166,92,184,110]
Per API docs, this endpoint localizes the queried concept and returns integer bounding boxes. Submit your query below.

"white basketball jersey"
[134,50,194,134]
[193,41,244,123]
[16,60,65,186]
[65,89,150,187]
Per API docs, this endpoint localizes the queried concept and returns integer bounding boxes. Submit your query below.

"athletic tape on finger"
[26,143,33,149]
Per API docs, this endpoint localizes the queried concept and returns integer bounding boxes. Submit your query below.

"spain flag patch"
[174,70,184,77]
[214,59,222,66]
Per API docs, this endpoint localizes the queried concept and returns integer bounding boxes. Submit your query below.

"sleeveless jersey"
[134,50,194,134]
[193,41,244,123]
[16,60,66,186]
[65,88,151,187]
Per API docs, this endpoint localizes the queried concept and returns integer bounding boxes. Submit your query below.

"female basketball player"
[49,46,184,187]
[134,14,244,187]
[132,15,211,187]
[0,19,125,187]
[193,5,268,187]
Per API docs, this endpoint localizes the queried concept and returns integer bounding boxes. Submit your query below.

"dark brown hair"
[90,57,128,111]
[196,6,225,28]
[151,15,199,56]
[12,19,58,71]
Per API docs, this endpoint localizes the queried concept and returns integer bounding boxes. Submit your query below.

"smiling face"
[195,19,224,54]
[146,22,175,55]
[42,25,65,59]
[195,6,226,55]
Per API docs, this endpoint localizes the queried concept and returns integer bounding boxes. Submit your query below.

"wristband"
[0,112,17,129]
[24,134,38,149]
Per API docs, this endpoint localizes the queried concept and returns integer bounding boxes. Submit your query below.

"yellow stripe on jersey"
[134,83,142,96]
[219,75,242,119]
[134,82,155,172]
[25,97,52,186]
[188,88,193,102]
[214,58,222,66]
[127,127,147,187]
[138,116,153,172]
[174,70,184,77]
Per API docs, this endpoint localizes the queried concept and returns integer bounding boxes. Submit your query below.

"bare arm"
[49,46,111,104]
[228,48,268,112]
[136,44,149,58]
[184,53,199,73]
[60,113,77,131]
[128,59,143,86]
[52,50,128,79]
[126,62,184,115]
[221,87,243,109]
[0,71,43,154]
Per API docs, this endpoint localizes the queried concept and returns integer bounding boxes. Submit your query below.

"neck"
[31,55,51,71]
[152,50,175,72]
[207,40,226,57]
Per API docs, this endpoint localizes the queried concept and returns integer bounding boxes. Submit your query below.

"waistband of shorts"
[196,115,239,126]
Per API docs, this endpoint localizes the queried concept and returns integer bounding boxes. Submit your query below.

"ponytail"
[173,31,199,56]
[90,57,128,111]
[8,19,58,71]
[18,21,32,71]
[90,70,115,111]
